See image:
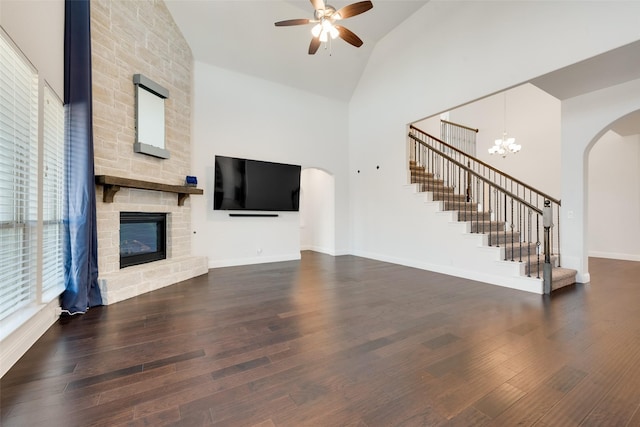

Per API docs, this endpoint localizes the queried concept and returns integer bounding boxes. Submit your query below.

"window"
[42,86,65,298]
[0,29,65,321]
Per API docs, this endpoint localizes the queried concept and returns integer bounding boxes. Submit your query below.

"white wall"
[190,62,349,268]
[349,1,640,282]
[589,131,640,261]
[416,84,562,198]
[562,78,640,282]
[560,80,640,282]
[300,168,336,254]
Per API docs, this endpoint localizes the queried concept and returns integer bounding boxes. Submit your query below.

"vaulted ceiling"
[164,0,428,101]
[165,1,640,134]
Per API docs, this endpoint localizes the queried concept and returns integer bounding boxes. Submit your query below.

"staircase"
[408,125,576,294]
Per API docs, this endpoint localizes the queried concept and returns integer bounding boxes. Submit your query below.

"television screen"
[214,155,301,211]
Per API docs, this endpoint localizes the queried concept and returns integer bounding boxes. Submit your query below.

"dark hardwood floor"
[2,253,639,426]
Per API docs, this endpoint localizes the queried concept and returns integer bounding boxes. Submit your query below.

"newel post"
[543,200,553,294]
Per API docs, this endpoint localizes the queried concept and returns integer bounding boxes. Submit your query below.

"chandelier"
[489,132,521,157]
[489,92,521,157]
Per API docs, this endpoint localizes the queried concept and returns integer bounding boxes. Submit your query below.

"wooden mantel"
[95,175,203,206]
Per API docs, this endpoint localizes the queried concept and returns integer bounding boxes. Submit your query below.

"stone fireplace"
[90,0,207,305]
[94,186,207,305]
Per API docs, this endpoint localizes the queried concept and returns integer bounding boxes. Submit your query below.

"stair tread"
[552,267,578,277]
[551,267,578,291]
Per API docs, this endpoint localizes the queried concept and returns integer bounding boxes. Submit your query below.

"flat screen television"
[214,155,301,211]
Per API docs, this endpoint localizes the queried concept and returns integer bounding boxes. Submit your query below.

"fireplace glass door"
[120,212,166,268]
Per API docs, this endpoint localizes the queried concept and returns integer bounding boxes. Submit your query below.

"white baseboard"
[576,272,591,284]
[209,253,302,268]
[589,251,640,262]
[351,249,543,294]
[301,246,337,256]
[333,248,350,256]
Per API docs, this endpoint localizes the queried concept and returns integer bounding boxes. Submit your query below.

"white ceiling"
[530,39,640,137]
[165,0,640,134]
[164,0,429,101]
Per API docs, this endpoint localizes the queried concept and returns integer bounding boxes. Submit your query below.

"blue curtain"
[61,0,102,314]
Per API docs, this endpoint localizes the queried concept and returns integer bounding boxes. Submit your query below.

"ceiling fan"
[275,0,374,55]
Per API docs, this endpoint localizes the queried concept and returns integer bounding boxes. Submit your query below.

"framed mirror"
[133,74,170,159]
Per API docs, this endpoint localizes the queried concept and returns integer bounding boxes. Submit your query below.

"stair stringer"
[402,184,544,294]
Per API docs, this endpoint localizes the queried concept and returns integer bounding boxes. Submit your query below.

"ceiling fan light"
[322,19,333,31]
[330,26,339,39]
[311,24,322,37]
[319,30,329,42]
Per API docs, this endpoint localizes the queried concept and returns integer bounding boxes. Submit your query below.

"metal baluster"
[536,215,541,279]
[556,204,561,267]
[519,202,523,262]
[479,177,483,234]
[543,200,553,294]
[527,209,532,277]
[510,197,514,261]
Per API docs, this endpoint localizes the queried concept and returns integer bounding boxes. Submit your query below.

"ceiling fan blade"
[308,36,321,55]
[335,25,363,47]
[335,1,373,19]
[275,18,311,27]
[310,0,324,11]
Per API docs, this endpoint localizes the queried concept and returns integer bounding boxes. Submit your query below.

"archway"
[561,79,640,283]
[300,168,336,255]
[587,113,640,262]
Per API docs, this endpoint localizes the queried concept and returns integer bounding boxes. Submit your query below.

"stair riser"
[502,244,538,260]
[444,202,478,211]
[411,168,441,176]
[410,168,434,174]
[468,222,506,233]
[552,274,576,291]
[411,174,436,181]
[411,176,445,185]
[411,180,453,192]
[484,232,521,245]
[432,193,467,202]
[456,212,492,222]
[523,258,557,275]
[414,183,451,192]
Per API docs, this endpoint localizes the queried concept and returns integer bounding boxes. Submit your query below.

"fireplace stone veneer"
[96,186,208,306]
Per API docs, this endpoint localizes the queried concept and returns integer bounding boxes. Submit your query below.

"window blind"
[0,32,39,320]
[42,85,64,297]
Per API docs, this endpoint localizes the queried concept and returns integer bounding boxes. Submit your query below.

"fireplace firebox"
[120,212,167,268]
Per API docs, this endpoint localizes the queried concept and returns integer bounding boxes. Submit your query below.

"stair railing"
[440,119,478,157]
[408,125,561,292]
